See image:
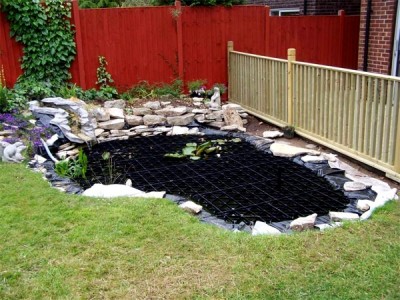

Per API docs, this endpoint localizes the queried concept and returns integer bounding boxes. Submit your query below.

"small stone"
[125,115,144,126]
[192,109,209,114]
[252,221,281,236]
[107,107,125,119]
[131,107,152,116]
[344,181,367,192]
[58,143,71,150]
[263,130,283,139]
[91,107,110,122]
[98,119,125,130]
[192,97,204,102]
[34,154,47,164]
[170,126,189,135]
[103,99,126,109]
[143,101,161,110]
[167,113,195,126]
[95,129,105,137]
[0,130,14,136]
[208,121,225,129]
[270,143,320,158]
[322,153,337,162]
[329,212,360,222]
[222,103,243,110]
[155,106,187,117]
[305,143,318,149]
[193,102,202,107]
[126,179,132,187]
[179,201,203,214]
[221,124,240,131]
[161,101,171,106]
[154,126,172,133]
[239,113,249,118]
[188,128,200,134]
[194,114,205,123]
[290,213,317,231]
[301,155,327,163]
[357,200,374,212]
[143,115,166,126]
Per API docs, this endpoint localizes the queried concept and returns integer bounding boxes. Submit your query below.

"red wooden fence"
[0,1,360,90]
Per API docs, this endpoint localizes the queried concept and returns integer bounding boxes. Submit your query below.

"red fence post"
[72,0,86,89]
[175,0,184,82]
[338,10,346,68]
[265,6,271,56]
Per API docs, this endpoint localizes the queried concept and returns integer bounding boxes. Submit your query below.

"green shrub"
[55,148,88,179]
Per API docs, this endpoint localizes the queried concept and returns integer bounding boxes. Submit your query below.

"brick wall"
[358,0,397,74]
[245,0,361,15]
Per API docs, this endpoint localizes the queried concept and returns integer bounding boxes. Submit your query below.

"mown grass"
[0,163,399,299]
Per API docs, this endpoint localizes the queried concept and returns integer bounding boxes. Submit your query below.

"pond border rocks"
[28,98,398,236]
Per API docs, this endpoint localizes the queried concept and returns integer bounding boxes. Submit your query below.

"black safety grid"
[78,135,350,225]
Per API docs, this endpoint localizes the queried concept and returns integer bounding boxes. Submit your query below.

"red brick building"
[246,0,361,15]
[358,0,400,75]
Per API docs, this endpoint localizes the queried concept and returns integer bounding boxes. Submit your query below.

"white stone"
[263,130,284,139]
[95,129,105,137]
[221,124,240,131]
[322,153,338,162]
[252,221,281,236]
[222,103,243,110]
[289,213,317,231]
[343,181,367,192]
[103,99,126,109]
[179,201,203,214]
[192,97,204,102]
[193,102,202,107]
[357,199,374,212]
[167,113,195,126]
[46,134,59,146]
[82,183,165,199]
[270,143,320,158]
[125,179,132,187]
[143,115,166,126]
[208,121,225,129]
[107,107,125,119]
[154,126,172,133]
[315,222,343,231]
[301,155,327,163]
[154,106,187,117]
[188,127,200,134]
[305,144,318,149]
[192,109,209,114]
[205,111,223,120]
[34,154,47,164]
[372,185,398,207]
[143,101,161,110]
[161,101,171,106]
[329,212,359,222]
[170,126,189,135]
[98,119,125,130]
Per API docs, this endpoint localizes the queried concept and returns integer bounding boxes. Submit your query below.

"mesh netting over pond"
[79,135,350,224]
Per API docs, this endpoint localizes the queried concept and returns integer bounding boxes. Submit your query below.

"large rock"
[131,107,153,116]
[125,115,144,126]
[98,119,125,130]
[91,107,110,122]
[82,183,165,198]
[222,103,243,111]
[143,115,166,126]
[252,221,281,236]
[270,143,320,158]
[143,101,161,110]
[290,213,317,231]
[223,107,244,128]
[107,107,125,119]
[167,113,195,126]
[263,130,284,139]
[170,126,189,135]
[154,106,187,117]
[343,181,367,192]
[103,99,126,109]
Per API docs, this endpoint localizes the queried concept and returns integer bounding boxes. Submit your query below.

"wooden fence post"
[227,41,234,99]
[338,10,346,68]
[265,6,270,56]
[394,86,400,176]
[287,48,296,125]
[175,0,184,82]
[72,0,86,89]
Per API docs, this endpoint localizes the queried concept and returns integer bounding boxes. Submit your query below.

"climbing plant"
[0,0,76,87]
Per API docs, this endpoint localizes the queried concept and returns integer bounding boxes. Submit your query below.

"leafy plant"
[187,79,207,93]
[101,151,121,184]
[55,148,88,179]
[79,0,124,8]
[165,138,241,160]
[126,79,182,99]
[1,0,76,87]
[96,56,114,89]
[213,83,227,94]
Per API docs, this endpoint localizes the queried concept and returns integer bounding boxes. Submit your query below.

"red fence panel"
[0,3,361,89]
[0,11,23,88]
[182,6,266,86]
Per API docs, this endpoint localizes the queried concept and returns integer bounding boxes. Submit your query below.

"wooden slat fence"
[228,42,400,182]
[0,1,360,90]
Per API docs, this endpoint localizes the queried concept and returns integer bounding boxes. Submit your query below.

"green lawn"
[0,163,399,299]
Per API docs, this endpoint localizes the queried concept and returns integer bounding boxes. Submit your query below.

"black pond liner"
[73,129,377,232]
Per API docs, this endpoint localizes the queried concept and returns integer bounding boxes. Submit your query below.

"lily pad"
[182,146,196,156]
[231,138,242,143]
[190,156,201,161]
[164,153,186,158]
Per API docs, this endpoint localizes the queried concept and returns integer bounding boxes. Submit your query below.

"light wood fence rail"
[228,41,400,182]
